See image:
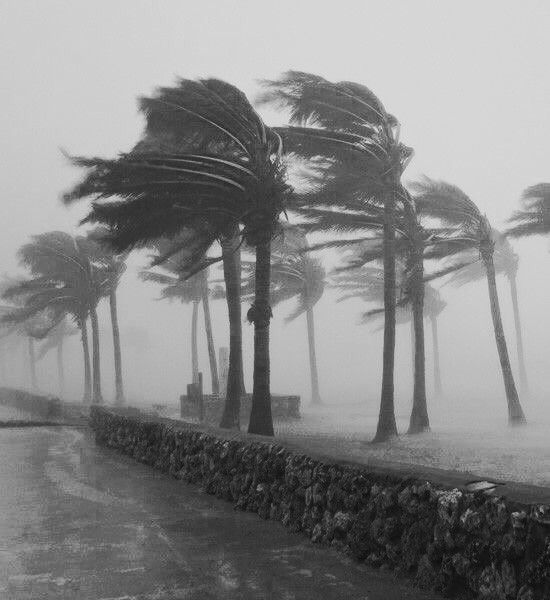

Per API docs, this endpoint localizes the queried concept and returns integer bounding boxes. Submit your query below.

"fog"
[1,0,550,448]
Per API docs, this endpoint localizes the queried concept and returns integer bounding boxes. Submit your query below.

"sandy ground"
[160,398,550,488]
[273,402,550,488]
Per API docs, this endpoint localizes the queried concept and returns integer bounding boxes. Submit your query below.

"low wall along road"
[91,406,550,600]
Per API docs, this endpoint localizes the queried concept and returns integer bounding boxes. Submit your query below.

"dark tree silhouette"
[259,72,414,441]
[64,78,291,436]
[241,227,326,405]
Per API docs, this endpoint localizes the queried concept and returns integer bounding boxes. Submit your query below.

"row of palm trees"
[0,230,126,404]
[3,72,549,442]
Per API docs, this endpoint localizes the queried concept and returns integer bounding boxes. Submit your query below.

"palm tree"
[423,285,446,398]
[444,231,529,395]
[86,228,128,404]
[140,243,219,394]
[1,232,105,403]
[36,317,77,398]
[507,183,550,239]
[64,78,291,436]
[507,183,550,388]
[412,178,526,425]
[259,72,414,441]
[241,228,326,405]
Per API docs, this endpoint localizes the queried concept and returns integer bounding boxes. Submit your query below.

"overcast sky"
[1,1,549,424]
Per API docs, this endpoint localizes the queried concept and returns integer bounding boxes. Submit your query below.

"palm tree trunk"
[191,300,199,385]
[508,272,529,395]
[306,307,322,405]
[248,239,274,436]
[373,191,398,442]
[219,231,244,429]
[57,337,65,399]
[79,319,92,403]
[201,287,219,395]
[409,316,415,382]
[408,250,429,434]
[28,337,37,392]
[481,251,526,424]
[431,316,443,397]
[0,346,5,386]
[89,306,103,404]
[109,289,124,405]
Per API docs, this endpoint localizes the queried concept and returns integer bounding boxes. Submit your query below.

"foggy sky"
[1,1,549,422]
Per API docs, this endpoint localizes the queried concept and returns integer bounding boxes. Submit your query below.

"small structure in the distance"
[179,364,300,423]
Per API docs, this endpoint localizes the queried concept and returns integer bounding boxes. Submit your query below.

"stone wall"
[91,406,550,600]
[0,387,88,423]
[0,387,63,419]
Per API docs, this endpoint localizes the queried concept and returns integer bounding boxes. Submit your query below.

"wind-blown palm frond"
[507,183,550,238]
[64,78,291,255]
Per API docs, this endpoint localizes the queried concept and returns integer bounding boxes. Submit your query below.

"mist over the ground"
[1,0,550,437]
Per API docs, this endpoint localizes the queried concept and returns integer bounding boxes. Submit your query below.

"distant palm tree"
[64,78,291,436]
[259,72,414,441]
[412,178,526,424]
[507,183,550,239]
[507,183,550,389]
[86,228,128,404]
[444,231,529,395]
[141,244,219,395]
[36,317,78,398]
[423,285,446,398]
[1,232,106,402]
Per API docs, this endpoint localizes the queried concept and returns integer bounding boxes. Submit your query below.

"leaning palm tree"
[507,183,550,240]
[64,78,291,436]
[423,284,446,398]
[444,231,529,395]
[259,72,414,441]
[86,228,128,404]
[412,178,526,424]
[36,317,78,398]
[507,183,550,388]
[2,232,105,403]
[141,247,219,394]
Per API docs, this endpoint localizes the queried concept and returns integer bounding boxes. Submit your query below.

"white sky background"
[1,1,549,426]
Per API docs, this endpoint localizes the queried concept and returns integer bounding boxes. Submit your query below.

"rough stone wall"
[91,407,550,599]
[0,387,62,418]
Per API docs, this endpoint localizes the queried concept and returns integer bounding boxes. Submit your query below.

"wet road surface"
[0,426,441,599]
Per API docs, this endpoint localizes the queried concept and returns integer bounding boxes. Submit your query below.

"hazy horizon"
[1,1,549,428]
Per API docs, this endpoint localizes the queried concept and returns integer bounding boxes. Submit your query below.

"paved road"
[0,426,440,600]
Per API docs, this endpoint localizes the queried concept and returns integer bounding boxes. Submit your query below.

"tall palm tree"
[36,317,77,398]
[86,228,128,404]
[507,183,550,389]
[241,228,326,405]
[444,231,529,395]
[259,72,414,441]
[412,178,526,425]
[64,78,291,436]
[141,246,219,394]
